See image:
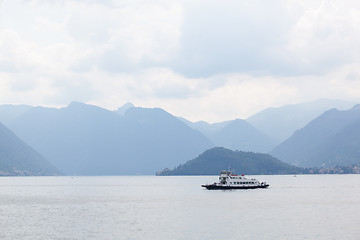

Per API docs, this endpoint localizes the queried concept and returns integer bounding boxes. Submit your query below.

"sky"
[0,0,360,122]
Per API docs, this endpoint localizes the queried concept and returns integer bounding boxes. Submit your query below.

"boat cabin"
[219,170,259,186]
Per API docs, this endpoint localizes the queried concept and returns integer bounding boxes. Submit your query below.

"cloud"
[131,68,207,99]
[168,0,360,78]
[65,1,183,72]
[6,0,359,78]
[0,29,43,72]
[1,0,360,122]
[171,0,294,77]
[284,0,360,75]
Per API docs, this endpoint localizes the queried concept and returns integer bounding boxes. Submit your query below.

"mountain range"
[6,102,213,175]
[182,99,355,152]
[247,99,355,143]
[1,98,359,175]
[271,105,360,167]
[180,118,276,152]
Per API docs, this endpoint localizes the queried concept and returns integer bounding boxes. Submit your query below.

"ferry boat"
[201,170,269,190]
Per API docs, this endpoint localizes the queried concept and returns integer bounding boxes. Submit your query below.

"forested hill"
[157,147,303,175]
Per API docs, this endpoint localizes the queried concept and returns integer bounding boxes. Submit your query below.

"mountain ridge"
[7,102,214,175]
[270,105,360,167]
[1,99,359,175]
[247,99,356,143]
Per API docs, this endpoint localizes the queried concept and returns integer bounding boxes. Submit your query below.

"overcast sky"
[1,0,360,122]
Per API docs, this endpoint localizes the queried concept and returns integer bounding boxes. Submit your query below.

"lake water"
[0,175,359,240]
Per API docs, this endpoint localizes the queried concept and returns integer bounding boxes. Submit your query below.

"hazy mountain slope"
[180,118,275,152]
[7,102,121,174]
[208,119,277,152]
[8,102,214,175]
[322,118,360,166]
[270,105,360,167]
[179,118,232,137]
[119,107,215,173]
[0,122,60,175]
[247,99,356,143]
[0,104,33,125]
[158,147,302,175]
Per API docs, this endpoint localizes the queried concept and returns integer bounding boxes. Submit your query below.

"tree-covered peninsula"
[157,147,303,175]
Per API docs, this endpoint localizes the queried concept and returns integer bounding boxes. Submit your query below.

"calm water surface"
[0,175,359,240]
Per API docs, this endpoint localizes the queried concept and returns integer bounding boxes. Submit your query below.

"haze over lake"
[2,1,360,239]
[1,175,359,240]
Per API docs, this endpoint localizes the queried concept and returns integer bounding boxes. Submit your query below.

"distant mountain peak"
[230,118,248,124]
[247,98,356,142]
[123,102,135,108]
[116,102,135,115]
[67,101,88,109]
[351,104,360,110]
